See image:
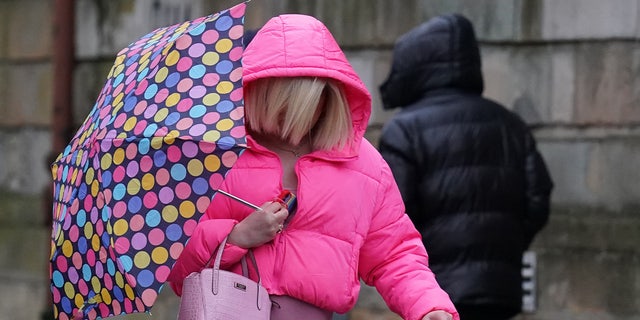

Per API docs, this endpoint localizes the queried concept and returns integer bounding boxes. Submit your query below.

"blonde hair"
[244,77,352,151]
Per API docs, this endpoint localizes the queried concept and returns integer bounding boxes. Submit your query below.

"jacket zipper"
[273,157,304,286]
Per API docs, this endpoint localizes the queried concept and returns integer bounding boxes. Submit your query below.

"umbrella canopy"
[49,3,247,319]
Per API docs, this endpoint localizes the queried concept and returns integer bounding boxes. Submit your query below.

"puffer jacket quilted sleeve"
[358,146,459,320]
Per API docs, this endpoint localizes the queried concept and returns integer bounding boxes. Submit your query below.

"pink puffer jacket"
[168,14,459,320]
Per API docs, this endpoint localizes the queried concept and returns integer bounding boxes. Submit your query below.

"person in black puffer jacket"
[378,13,554,320]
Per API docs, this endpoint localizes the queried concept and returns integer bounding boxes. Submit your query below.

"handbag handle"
[202,236,253,276]
[208,236,265,310]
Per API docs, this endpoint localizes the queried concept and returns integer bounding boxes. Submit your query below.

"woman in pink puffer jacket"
[168,13,458,320]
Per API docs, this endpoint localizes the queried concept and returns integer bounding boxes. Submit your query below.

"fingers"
[272,206,288,234]
[259,201,286,213]
[422,311,453,320]
[272,206,289,220]
[257,201,288,234]
[259,202,288,221]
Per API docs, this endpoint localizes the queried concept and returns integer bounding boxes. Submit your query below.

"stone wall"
[0,0,638,319]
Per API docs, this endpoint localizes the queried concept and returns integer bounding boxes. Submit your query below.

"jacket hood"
[379,14,484,110]
[242,14,371,158]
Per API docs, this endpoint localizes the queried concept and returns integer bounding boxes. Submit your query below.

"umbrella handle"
[214,189,261,210]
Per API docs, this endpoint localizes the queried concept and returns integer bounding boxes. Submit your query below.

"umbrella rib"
[214,189,261,210]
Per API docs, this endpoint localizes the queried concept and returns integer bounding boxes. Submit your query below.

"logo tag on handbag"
[234,282,247,291]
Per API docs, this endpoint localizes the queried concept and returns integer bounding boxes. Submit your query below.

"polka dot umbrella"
[49,3,247,319]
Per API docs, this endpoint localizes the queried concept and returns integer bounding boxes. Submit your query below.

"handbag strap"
[203,236,249,277]
[210,236,263,294]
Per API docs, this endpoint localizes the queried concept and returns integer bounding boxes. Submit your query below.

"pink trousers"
[270,295,333,320]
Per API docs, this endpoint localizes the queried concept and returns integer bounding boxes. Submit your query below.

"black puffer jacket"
[378,14,553,313]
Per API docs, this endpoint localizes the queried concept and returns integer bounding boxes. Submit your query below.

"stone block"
[426,0,640,42]
[421,0,521,41]
[538,139,598,205]
[550,47,576,123]
[76,0,205,58]
[0,226,49,275]
[515,0,544,41]
[484,41,640,126]
[5,0,53,60]
[534,246,640,319]
[216,0,424,47]
[537,207,640,254]
[344,48,397,148]
[584,139,640,207]
[0,130,53,194]
[345,49,396,127]
[0,273,50,320]
[1,63,53,127]
[350,0,423,46]
[0,189,44,226]
[0,64,7,116]
[141,0,640,47]
[536,140,595,206]
[216,0,518,44]
[536,134,640,209]
[482,45,555,125]
[574,41,640,124]
[72,60,116,128]
[204,0,291,32]
[240,0,286,30]
[419,0,640,42]
[637,3,640,37]
[372,50,397,124]
[0,2,8,59]
[540,0,639,40]
[482,47,514,109]
[505,45,554,124]
[635,46,640,107]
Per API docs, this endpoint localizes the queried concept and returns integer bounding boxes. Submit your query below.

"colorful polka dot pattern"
[50,3,246,319]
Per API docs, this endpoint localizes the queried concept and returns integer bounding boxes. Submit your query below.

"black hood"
[379,14,484,110]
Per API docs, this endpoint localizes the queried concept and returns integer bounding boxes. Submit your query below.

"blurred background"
[0,0,638,319]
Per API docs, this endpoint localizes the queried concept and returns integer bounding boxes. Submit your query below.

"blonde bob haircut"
[244,77,353,151]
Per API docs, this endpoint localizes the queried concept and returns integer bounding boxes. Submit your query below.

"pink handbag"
[177,236,271,320]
